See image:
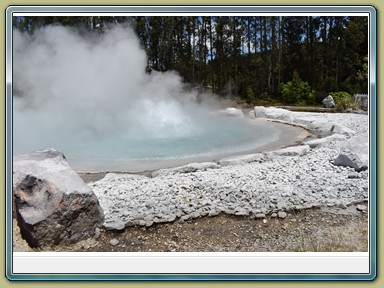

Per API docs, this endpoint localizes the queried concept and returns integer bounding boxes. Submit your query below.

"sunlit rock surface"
[13,149,104,247]
[333,133,369,171]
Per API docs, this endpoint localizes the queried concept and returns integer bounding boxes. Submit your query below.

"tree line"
[13,15,368,104]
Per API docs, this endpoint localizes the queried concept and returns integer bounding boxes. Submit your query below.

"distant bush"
[329,91,352,103]
[246,85,255,103]
[330,91,359,111]
[279,71,312,105]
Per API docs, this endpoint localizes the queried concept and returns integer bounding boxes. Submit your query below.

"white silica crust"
[90,110,369,230]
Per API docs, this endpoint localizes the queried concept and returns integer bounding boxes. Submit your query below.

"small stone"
[94,227,100,239]
[277,211,287,219]
[208,210,220,217]
[356,204,367,212]
[181,215,190,221]
[235,209,249,216]
[255,213,266,219]
[271,213,277,218]
[125,221,135,227]
[109,239,119,246]
[114,221,126,231]
[356,165,368,172]
[348,174,360,179]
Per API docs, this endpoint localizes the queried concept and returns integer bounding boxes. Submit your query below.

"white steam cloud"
[13,25,215,155]
[13,24,284,171]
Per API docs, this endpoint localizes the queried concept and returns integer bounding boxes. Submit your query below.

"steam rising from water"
[13,25,291,171]
[14,26,211,143]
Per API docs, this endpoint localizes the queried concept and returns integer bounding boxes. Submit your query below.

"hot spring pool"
[60,117,306,172]
[13,102,307,172]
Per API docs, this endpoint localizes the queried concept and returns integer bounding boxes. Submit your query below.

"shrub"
[246,86,255,103]
[330,91,359,111]
[279,71,312,105]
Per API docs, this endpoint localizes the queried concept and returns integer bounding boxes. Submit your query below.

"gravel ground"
[13,204,368,252]
[13,110,370,252]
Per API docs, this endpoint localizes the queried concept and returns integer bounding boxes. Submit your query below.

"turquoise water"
[70,118,279,160]
[14,110,304,172]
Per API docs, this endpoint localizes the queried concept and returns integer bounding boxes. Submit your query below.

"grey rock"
[115,221,126,231]
[255,213,266,219]
[254,106,295,123]
[94,227,101,239]
[208,210,220,217]
[145,221,154,227]
[277,211,287,219]
[253,106,267,118]
[356,205,367,212]
[348,174,361,179]
[235,209,249,216]
[13,149,104,248]
[333,133,368,170]
[167,214,177,222]
[356,165,368,173]
[125,221,135,227]
[109,238,119,246]
[330,124,356,137]
[322,95,335,108]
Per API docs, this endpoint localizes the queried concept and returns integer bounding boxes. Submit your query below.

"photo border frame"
[5,4,377,281]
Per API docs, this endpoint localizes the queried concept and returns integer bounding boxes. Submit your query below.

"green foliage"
[246,86,255,103]
[329,91,352,103]
[330,91,359,111]
[307,91,316,105]
[279,71,312,104]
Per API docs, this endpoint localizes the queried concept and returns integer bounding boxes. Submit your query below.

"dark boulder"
[13,149,104,248]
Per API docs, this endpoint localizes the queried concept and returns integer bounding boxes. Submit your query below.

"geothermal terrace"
[89,109,369,230]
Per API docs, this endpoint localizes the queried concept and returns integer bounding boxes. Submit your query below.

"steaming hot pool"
[13,99,307,172]
[62,116,306,172]
[12,25,308,173]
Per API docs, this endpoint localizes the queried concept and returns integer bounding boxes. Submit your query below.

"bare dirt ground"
[13,203,368,252]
